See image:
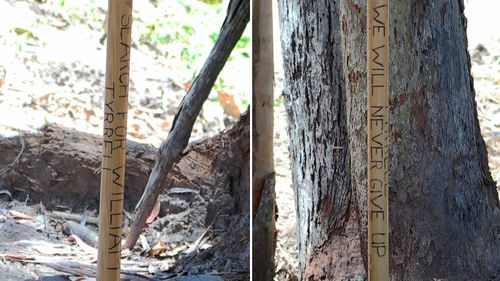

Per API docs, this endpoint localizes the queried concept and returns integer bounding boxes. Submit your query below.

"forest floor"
[272,1,500,280]
[0,0,250,280]
[0,0,250,142]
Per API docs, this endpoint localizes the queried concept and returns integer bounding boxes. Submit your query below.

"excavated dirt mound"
[0,116,249,280]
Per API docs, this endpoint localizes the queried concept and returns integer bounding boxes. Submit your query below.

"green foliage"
[198,0,223,5]
[12,0,250,112]
[135,0,250,110]
[213,77,226,92]
[492,168,500,183]
[209,32,218,43]
[13,27,38,40]
[13,27,39,51]
[236,36,250,58]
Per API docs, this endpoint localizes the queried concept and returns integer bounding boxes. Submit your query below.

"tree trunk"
[277,1,500,280]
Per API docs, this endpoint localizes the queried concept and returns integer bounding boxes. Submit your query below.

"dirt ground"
[0,197,249,280]
[272,1,500,280]
[0,0,250,280]
[0,0,499,280]
[0,123,250,280]
[0,0,249,142]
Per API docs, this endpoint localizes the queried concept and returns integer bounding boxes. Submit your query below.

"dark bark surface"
[252,172,277,281]
[0,125,163,211]
[277,0,500,280]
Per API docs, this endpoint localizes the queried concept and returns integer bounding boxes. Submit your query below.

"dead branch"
[124,0,250,249]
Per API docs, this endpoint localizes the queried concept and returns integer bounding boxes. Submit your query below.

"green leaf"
[236,36,250,49]
[13,27,38,40]
[182,25,195,36]
[209,32,218,43]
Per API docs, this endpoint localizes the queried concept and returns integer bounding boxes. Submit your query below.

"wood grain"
[97,0,133,280]
[367,1,389,280]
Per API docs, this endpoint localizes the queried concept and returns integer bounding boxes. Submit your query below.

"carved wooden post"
[367,1,389,280]
[97,1,133,280]
[252,0,276,280]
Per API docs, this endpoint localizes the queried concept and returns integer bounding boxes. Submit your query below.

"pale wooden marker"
[367,1,389,280]
[97,1,133,280]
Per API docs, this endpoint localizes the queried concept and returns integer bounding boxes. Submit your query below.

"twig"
[1,255,158,281]
[183,222,214,255]
[62,221,99,248]
[49,211,100,225]
[0,134,24,175]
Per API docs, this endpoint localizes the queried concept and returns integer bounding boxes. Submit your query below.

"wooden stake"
[252,0,274,217]
[97,1,133,280]
[367,1,389,280]
[252,0,276,279]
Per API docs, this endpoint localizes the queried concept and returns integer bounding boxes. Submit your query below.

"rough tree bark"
[277,1,500,280]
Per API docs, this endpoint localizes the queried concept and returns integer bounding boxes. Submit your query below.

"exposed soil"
[0,0,250,280]
[0,120,250,280]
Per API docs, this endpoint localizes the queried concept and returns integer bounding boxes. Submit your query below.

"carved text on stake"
[98,3,133,278]
[367,1,389,280]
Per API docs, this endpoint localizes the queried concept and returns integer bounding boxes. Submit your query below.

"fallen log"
[0,114,250,277]
[0,125,210,211]
[0,114,248,214]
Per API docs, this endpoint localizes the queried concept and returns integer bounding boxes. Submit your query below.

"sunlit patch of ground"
[0,0,250,145]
